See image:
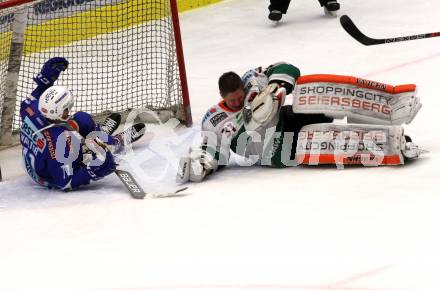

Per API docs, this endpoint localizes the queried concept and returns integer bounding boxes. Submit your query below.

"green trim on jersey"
[265,63,301,85]
[268,116,292,168]
[230,125,247,155]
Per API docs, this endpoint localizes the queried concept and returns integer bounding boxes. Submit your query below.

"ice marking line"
[362,52,440,78]
[113,267,394,290]
[114,282,400,290]
[325,265,392,288]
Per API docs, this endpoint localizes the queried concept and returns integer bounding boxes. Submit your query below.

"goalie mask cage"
[0,0,192,146]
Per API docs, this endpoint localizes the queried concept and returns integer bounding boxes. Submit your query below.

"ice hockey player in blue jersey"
[20,57,145,191]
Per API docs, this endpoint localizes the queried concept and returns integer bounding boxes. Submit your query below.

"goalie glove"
[243,83,286,131]
[245,85,260,103]
[176,148,218,183]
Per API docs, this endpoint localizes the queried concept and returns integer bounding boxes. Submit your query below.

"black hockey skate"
[268,10,282,22]
[100,113,121,135]
[113,123,146,153]
[324,0,340,16]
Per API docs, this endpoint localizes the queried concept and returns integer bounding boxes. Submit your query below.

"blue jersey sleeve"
[69,111,120,147]
[41,127,94,190]
[69,111,98,138]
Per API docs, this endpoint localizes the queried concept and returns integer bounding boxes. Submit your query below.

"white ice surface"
[1,0,440,289]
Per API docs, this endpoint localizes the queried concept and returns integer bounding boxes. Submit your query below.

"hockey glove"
[86,150,117,180]
[187,148,218,182]
[245,88,259,103]
[243,83,286,131]
[271,81,294,95]
[33,57,69,88]
[176,142,222,184]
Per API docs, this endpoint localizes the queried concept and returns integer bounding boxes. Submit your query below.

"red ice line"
[111,265,397,290]
[362,52,440,78]
[326,265,392,288]
[116,284,400,290]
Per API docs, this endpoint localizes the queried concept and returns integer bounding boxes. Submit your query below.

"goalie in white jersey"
[179,62,332,182]
[178,63,425,183]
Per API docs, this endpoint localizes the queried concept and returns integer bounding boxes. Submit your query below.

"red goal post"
[0,0,193,146]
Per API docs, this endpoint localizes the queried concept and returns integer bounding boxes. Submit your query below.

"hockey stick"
[114,169,146,199]
[92,138,187,199]
[115,169,188,199]
[340,15,440,46]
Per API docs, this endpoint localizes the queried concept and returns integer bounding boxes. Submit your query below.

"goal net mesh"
[0,0,188,135]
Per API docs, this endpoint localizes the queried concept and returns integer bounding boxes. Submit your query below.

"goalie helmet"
[38,86,74,121]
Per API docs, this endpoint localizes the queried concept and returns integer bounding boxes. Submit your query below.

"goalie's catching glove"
[243,82,286,131]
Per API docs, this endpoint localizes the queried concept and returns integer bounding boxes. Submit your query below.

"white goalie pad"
[242,83,286,131]
[292,74,421,125]
[296,123,408,166]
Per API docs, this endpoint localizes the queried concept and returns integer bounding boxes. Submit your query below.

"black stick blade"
[340,15,382,45]
[340,15,440,46]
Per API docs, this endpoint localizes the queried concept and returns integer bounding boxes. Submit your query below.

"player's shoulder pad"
[201,104,229,129]
[21,101,50,129]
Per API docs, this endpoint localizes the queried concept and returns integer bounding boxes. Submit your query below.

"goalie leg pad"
[295,123,412,166]
[292,75,422,125]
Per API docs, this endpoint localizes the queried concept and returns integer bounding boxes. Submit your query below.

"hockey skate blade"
[270,20,281,27]
[324,8,338,17]
[150,186,189,198]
